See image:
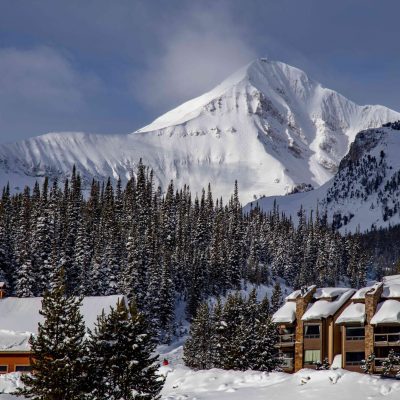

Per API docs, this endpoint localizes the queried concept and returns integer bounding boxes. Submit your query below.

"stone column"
[294,286,316,372]
[364,283,383,358]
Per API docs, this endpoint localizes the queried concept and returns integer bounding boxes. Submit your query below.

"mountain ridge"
[1,58,399,202]
[246,121,400,233]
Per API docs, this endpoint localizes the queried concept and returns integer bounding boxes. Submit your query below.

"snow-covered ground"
[159,366,400,400]
[1,344,400,399]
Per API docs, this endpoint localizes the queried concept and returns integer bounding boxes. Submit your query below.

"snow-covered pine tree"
[209,297,225,369]
[250,312,280,371]
[86,300,163,400]
[382,349,400,377]
[16,268,87,399]
[271,281,283,314]
[361,353,375,374]
[183,302,213,370]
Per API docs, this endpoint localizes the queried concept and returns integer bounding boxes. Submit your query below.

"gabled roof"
[0,295,125,352]
[351,286,374,300]
[284,285,316,301]
[313,287,350,300]
[335,302,366,325]
[301,289,355,321]
[272,301,296,324]
[370,300,400,325]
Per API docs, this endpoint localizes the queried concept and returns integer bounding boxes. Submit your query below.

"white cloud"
[131,4,257,110]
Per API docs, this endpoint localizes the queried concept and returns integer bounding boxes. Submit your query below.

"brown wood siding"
[344,339,365,352]
[0,353,31,373]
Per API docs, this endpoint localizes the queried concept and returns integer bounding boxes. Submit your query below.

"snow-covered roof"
[285,289,302,301]
[301,289,355,321]
[351,286,374,300]
[382,274,400,285]
[313,287,350,300]
[335,302,366,325]
[370,300,400,325]
[382,284,400,299]
[272,301,297,324]
[0,295,125,351]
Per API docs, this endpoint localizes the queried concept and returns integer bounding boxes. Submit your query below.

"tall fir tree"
[86,300,163,400]
[16,268,87,400]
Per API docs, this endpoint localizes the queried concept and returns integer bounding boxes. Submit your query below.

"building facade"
[273,275,400,374]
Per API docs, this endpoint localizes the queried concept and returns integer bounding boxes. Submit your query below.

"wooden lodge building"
[272,274,400,374]
[0,289,124,374]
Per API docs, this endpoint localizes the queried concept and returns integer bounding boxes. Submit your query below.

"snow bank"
[159,366,400,400]
[370,300,400,325]
[272,301,296,324]
[302,289,355,321]
[335,303,365,324]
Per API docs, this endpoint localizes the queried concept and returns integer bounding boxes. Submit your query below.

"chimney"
[294,285,316,371]
[365,282,383,358]
[0,282,6,299]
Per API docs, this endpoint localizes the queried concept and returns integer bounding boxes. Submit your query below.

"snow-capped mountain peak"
[0,59,399,202]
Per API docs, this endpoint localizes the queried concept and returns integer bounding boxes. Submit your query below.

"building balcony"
[276,334,295,347]
[280,357,294,370]
[345,335,365,341]
[374,333,400,346]
[374,358,385,371]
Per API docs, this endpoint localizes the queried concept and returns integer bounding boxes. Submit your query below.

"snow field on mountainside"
[247,124,400,232]
[1,59,399,203]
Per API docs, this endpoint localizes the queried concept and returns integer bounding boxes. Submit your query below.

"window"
[15,365,32,373]
[346,327,365,340]
[304,324,320,338]
[0,365,7,373]
[304,350,321,364]
[345,352,365,365]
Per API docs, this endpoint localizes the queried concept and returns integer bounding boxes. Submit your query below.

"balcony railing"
[346,335,365,341]
[374,358,385,371]
[280,357,294,369]
[345,361,363,366]
[304,334,320,339]
[277,334,295,346]
[374,333,400,346]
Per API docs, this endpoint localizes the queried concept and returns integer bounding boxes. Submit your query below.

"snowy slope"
[1,59,399,202]
[246,122,400,232]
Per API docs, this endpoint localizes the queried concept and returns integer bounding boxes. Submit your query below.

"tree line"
[0,162,368,342]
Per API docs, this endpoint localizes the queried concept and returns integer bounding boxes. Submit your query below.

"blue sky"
[1,0,400,143]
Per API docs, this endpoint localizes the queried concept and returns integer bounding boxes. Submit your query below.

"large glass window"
[345,352,365,365]
[346,327,365,340]
[304,350,321,364]
[0,366,7,373]
[304,324,320,338]
[15,365,32,372]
